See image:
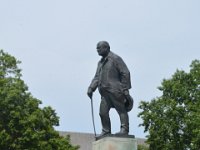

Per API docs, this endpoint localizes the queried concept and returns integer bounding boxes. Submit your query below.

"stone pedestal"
[92,136,137,150]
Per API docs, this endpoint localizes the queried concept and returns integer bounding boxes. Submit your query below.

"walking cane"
[90,97,97,138]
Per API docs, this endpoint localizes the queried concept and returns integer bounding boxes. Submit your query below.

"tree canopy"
[138,60,200,150]
[0,50,79,150]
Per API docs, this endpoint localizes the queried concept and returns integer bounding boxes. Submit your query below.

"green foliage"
[138,60,200,150]
[138,144,149,150]
[0,50,79,150]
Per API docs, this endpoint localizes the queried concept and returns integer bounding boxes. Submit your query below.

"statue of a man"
[87,41,133,137]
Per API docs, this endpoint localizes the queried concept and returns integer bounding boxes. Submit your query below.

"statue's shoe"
[115,129,128,136]
[96,131,111,139]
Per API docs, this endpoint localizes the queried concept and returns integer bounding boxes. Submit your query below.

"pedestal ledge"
[92,135,137,150]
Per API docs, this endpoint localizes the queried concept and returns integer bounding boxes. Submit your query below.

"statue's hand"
[87,87,93,99]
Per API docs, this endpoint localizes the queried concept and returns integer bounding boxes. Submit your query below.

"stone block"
[92,136,137,150]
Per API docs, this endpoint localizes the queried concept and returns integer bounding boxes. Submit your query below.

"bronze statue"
[87,41,133,138]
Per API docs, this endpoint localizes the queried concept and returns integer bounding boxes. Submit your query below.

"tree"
[138,144,149,150]
[0,50,79,150]
[138,60,200,150]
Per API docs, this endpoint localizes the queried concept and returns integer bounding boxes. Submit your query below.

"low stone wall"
[59,131,146,150]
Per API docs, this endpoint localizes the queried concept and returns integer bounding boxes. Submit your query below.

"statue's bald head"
[97,41,110,51]
[96,41,110,57]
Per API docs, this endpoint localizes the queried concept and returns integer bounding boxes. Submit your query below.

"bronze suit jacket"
[89,51,131,94]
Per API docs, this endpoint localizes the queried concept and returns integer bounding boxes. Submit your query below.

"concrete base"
[92,136,137,150]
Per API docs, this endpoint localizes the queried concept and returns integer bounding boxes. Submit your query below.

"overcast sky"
[1,0,200,138]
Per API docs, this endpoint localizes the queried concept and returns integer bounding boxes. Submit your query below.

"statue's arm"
[87,62,100,99]
[89,62,100,92]
[115,57,131,91]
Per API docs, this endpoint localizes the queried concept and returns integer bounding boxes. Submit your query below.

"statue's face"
[96,43,109,57]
